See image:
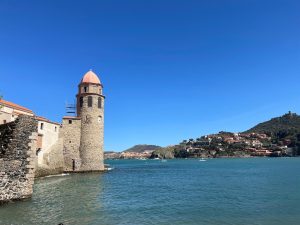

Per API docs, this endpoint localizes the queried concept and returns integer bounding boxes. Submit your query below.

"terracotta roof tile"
[81,70,101,84]
[0,99,34,114]
[35,116,61,125]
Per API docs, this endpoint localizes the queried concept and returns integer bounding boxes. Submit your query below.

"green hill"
[245,112,300,154]
[151,112,300,159]
[246,112,300,134]
[123,144,162,153]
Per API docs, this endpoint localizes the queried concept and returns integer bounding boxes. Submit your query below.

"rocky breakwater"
[0,115,37,204]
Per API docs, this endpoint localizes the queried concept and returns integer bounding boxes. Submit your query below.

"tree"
[0,95,2,111]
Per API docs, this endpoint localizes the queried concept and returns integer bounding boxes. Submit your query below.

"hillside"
[107,112,300,160]
[246,112,300,134]
[150,112,300,159]
[123,144,162,153]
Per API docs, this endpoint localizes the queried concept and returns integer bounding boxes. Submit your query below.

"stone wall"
[61,118,81,171]
[0,115,37,204]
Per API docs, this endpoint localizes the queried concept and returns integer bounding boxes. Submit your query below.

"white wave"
[44,173,70,178]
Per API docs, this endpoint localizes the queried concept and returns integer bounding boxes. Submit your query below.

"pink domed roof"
[81,70,101,84]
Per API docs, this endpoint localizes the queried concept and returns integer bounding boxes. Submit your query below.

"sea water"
[1,158,300,225]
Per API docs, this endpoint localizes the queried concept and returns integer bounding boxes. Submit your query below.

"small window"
[88,96,93,107]
[69,120,72,124]
[84,87,87,93]
[69,141,72,143]
[80,97,83,107]
[55,126,57,132]
[98,97,102,108]
[40,123,44,130]
[3,120,7,124]
[36,148,42,156]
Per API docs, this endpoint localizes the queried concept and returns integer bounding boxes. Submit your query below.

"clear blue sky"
[0,0,300,151]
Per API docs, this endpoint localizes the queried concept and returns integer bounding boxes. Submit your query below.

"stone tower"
[76,70,105,171]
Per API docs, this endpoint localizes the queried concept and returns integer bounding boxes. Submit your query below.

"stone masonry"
[0,115,37,204]
[79,94,104,171]
[61,117,81,171]
[63,70,105,172]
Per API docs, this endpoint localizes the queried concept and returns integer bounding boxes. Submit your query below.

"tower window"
[36,148,42,156]
[69,120,72,124]
[40,123,44,130]
[80,97,83,107]
[98,97,102,108]
[84,87,88,93]
[88,96,93,107]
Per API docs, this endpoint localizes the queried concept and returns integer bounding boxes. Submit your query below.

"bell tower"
[76,70,105,171]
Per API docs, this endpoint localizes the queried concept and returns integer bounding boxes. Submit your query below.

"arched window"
[36,148,42,156]
[98,97,102,108]
[88,96,93,107]
[84,87,88,93]
[80,97,83,107]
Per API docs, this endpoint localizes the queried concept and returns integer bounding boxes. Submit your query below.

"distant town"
[105,112,300,159]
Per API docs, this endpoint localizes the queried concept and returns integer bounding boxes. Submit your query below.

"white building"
[0,99,61,169]
[0,99,34,124]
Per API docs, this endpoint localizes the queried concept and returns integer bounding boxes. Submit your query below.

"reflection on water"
[1,158,300,225]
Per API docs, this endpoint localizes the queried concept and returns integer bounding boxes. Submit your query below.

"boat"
[199,158,207,162]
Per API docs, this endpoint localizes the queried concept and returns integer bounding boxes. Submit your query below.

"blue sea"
[1,158,300,225]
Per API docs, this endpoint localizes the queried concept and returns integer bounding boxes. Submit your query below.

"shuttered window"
[80,97,83,107]
[98,97,102,108]
[88,96,93,107]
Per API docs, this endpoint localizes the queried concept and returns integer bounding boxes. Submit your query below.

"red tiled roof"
[0,99,34,114]
[81,70,101,84]
[35,116,61,126]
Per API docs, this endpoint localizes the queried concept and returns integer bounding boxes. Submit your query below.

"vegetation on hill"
[246,112,300,134]
[246,112,300,154]
[123,144,162,153]
[150,112,300,159]
[106,112,300,159]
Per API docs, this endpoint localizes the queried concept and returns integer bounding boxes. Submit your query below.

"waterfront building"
[0,70,105,176]
[62,70,105,172]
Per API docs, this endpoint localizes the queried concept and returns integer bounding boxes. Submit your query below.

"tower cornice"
[76,93,106,99]
[78,83,103,88]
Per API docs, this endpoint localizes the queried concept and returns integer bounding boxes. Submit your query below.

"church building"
[0,70,105,176]
[62,70,105,172]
